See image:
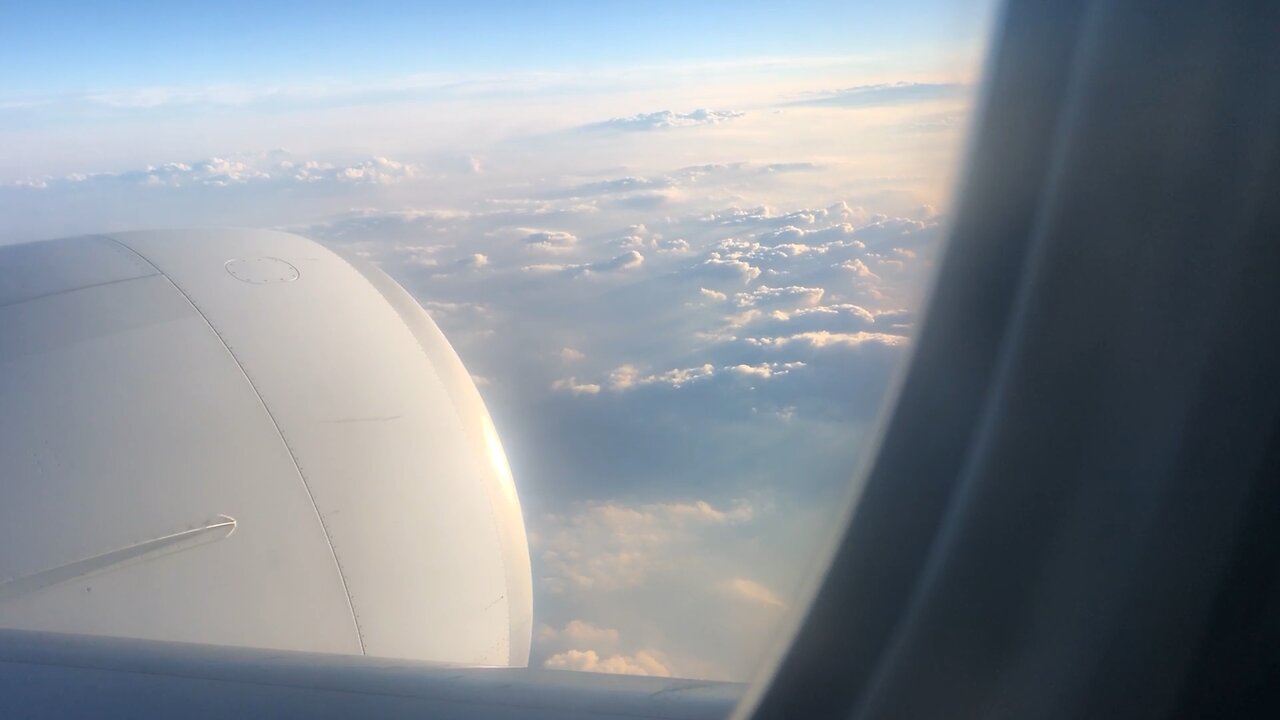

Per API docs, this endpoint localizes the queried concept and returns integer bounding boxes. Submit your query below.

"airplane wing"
[0,627,742,719]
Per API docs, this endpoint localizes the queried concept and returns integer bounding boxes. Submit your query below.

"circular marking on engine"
[225,257,300,284]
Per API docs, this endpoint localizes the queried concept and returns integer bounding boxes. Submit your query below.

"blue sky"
[1,0,997,682]
[2,1,990,94]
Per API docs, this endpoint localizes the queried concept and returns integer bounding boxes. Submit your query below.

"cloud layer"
[0,73,975,680]
[587,109,746,131]
[11,150,421,190]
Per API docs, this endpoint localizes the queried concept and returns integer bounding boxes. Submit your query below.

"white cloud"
[560,620,621,649]
[727,362,806,379]
[767,242,829,257]
[536,499,754,594]
[522,229,579,252]
[525,250,645,277]
[703,202,865,229]
[460,253,489,269]
[838,258,880,279]
[735,285,825,309]
[665,500,754,524]
[329,156,420,185]
[693,254,762,284]
[619,224,690,254]
[746,331,909,349]
[607,363,716,390]
[721,308,762,330]
[592,250,645,272]
[562,360,805,395]
[552,377,602,395]
[608,364,641,390]
[628,235,690,253]
[699,287,727,302]
[10,150,421,189]
[731,304,882,338]
[544,649,673,677]
[539,620,622,653]
[728,578,786,609]
[560,347,586,363]
[783,304,876,325]
[644,364,717,389]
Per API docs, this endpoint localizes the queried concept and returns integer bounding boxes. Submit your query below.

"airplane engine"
[0,229,532,666]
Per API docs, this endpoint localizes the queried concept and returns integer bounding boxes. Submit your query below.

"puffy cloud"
[639,364,715,389]
[699,288,728,302]
[560,347,586,363]
[11,150,422,190]
[536,499,754,594]
[538,619,622,655]
[460,253,489,269]
[665,500,755,524]
[734,285,825,309]
[622,227,690,254]
[527,494,793,681]
[544,649,672,677]
[556,360,803,397]
[726,362,806,379]
[608,364,641,390]
[728,578,786,609]
[525,250,644,277]
[606,363,716,390]
[758,222,867,248]
[788,304,876,325]
[703,201,865,230]
[593,249,646,272]
[746,331,909,349]
[559,620,621,649]
[732,304,881,338]
[587,109,744,131]
[691,254,762,284]
[522,229,579,252]
[851,215,937,250]
[765,242,829,257]
[327,156,420,185]
[708,302,905,353]
[551,377,601,395]
[719,308,762,330]
[838,258,879,279]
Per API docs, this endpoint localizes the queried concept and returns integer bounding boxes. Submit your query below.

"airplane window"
[0,0,997,686]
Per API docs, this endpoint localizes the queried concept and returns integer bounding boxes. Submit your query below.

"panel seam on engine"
[94,234,368,655]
